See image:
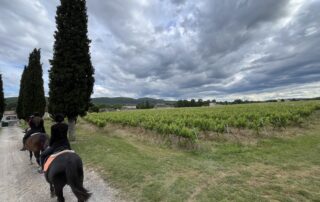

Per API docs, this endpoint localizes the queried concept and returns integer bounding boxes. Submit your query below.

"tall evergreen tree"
[0,74,5,120]
[23,49,46,117]
[16,66,28,119]
[49,0,94,141]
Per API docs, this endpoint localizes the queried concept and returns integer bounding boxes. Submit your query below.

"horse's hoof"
[50,192,56,198]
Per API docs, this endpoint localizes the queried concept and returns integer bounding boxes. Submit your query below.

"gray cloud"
[0,0,319,100]
[171,0,187,6]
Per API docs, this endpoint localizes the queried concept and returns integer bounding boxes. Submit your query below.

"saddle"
[44,150,75,172]
[30,132,41,137]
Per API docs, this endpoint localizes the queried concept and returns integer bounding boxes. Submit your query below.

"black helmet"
[54,113,65,123]
[33,112,40,117]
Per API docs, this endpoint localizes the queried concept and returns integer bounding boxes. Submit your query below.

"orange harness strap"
[44,156,55,172]
[44,150,75,172]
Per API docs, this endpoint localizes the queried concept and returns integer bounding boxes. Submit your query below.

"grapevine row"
[85,101,320,141]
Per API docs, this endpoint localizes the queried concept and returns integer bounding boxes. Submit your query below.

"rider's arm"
[41,119,46,133]
[49,125,56,146]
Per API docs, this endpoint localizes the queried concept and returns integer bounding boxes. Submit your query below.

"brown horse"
[25,133,49,165]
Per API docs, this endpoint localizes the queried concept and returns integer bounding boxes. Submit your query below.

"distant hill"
[5,97,18,104]
[5,96,319,110]
[5,97,18,110]
[4,97,176,110]
[92,97,176,105]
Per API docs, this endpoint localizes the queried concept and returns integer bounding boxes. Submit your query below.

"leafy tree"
[197,99,203,107]
[48,0,94,140]
[89,104,99,113]
[183,100,188,107]
[23,49,46,117]
[175,99,209,107]
[233,99,243,104]
[6,102,17,111]
[136,101,154,109]
[111,104,123,109]
[0,74,5,120]
[175,100,183,107]
[190,99,196,107]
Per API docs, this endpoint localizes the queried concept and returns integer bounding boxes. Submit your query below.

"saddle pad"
[44,150,75,172]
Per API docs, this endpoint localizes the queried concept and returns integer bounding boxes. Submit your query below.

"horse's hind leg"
[50,183,55,198]
[54,182,65,202]
[29,151,33,165]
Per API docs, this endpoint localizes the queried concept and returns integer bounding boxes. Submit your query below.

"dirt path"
[0,126,124,202]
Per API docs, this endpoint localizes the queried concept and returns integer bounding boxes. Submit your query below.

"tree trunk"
[68,117,77,141]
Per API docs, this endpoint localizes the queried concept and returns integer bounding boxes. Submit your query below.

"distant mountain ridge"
[5,96,319,110]
[4,97,175,110]
[92,97,175,105]
[5,97,18,104]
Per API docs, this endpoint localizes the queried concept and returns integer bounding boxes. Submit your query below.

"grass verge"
[64,112,320,202]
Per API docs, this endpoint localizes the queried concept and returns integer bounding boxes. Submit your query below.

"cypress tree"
[23,49,46,117]
[0,74,5,120]
[16,66,28,119]
[49,0,94,141]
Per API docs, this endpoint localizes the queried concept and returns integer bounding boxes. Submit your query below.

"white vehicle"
[1,111,18,127]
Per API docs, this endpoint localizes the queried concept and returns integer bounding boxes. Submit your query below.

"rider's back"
[31,116,45,132]
[50,122,70,150]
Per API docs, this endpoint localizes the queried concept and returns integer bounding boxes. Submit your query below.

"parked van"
[1,111,18,127]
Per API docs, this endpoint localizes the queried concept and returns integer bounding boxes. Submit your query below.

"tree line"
[136,101,154,109]
[175,99,212,107]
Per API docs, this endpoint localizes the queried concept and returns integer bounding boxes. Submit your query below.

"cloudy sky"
[0,0,319,101]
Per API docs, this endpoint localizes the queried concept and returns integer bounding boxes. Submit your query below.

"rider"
[39,113,71,172]
[20,112,46,151]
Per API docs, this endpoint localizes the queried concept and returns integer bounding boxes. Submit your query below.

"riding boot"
[20,144,26,151]
[20,139,26,151]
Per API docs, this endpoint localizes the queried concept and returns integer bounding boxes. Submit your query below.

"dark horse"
[45,152,91,202]
[25,132,49,165]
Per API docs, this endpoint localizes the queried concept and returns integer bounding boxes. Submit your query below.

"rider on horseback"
[40,113,71,172]
[20,112,46,151]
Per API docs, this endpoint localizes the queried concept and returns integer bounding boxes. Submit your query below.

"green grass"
[68,113,320,202]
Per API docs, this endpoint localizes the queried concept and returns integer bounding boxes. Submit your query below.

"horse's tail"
[65,156,91,201]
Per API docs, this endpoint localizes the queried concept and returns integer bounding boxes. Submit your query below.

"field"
[85,101,320,141]
[70,101,320,201]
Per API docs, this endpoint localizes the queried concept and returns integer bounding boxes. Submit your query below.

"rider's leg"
[20,135,27,151]
[20,129,35,151]
[40,147,54,170]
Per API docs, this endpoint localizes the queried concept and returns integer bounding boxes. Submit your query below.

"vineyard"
[85,101,320,141]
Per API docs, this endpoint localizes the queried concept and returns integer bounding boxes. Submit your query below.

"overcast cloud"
[0,0,319,101]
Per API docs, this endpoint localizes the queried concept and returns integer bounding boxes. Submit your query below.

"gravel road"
[0,126,124,202]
